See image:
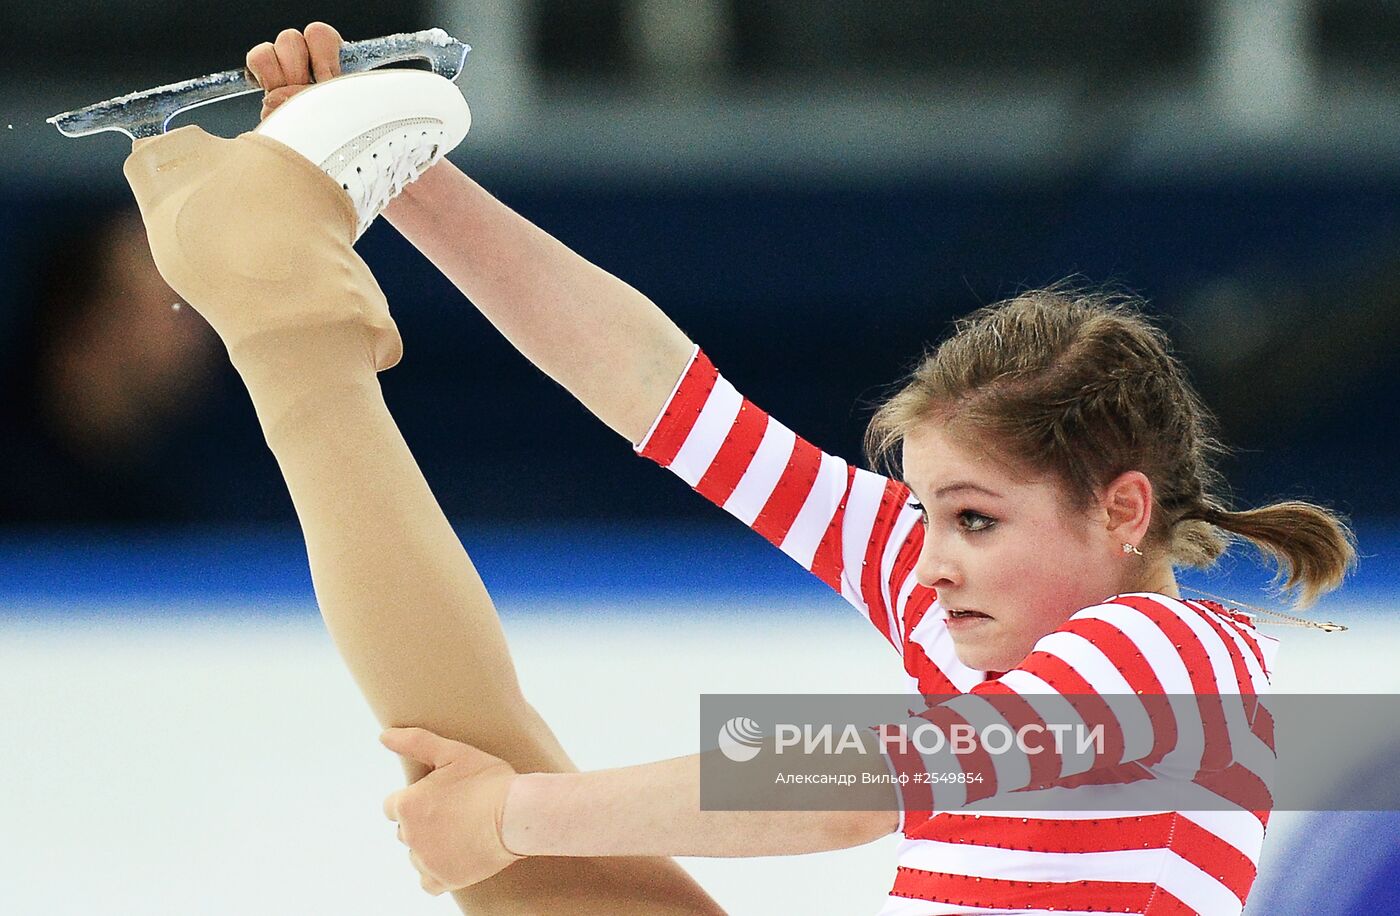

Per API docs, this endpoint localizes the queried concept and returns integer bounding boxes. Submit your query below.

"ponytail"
[1182,500,1357,607]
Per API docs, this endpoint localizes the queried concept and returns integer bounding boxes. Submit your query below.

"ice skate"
[255,69,471,239]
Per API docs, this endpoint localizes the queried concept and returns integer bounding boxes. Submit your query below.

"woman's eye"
[909,500,929,524]
[958,510,996,532]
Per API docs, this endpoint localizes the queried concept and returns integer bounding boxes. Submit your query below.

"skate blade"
[48,28,470,141]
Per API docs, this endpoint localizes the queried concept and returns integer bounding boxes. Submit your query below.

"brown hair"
[865,284,1356,607]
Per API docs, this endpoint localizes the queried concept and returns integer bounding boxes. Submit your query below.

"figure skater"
[139,23,1354,916]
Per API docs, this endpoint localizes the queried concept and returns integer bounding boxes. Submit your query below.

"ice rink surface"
[4,590,1398,916]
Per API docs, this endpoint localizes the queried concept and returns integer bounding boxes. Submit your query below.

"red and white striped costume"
[636,348,1280,916]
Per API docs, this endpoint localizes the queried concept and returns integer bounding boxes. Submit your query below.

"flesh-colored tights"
[123,125,723,915]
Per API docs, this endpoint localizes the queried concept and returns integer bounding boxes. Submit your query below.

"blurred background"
[1,1,1397,914]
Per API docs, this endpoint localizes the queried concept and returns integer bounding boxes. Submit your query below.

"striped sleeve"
[887,593,1277,833]
[635,346,925,652]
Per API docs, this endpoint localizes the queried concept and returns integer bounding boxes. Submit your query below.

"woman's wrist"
[500,770,646,857]
[500,771,572,857]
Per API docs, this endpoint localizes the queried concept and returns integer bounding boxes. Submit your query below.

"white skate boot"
[254,69,471,239]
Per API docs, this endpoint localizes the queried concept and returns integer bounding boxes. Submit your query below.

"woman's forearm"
[500,753,898,858]
[385,162,694,444]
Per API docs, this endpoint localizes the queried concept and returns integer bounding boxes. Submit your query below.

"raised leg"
[124,126,724,915]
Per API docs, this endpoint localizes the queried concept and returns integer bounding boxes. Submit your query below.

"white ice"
[1,596,1395,915]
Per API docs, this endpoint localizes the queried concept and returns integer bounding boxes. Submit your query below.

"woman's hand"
[245,22,344,120]
[380,727,525,896]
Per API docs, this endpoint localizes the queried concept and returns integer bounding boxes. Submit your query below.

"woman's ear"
[1102,470,1154,548]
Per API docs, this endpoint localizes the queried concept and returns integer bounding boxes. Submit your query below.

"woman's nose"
[913,530,960,589]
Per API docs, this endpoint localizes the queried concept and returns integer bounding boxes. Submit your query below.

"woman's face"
[900,420,1138,672]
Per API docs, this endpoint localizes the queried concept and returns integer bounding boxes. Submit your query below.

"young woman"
[372,285,1346,915]
[237,25,1354,916]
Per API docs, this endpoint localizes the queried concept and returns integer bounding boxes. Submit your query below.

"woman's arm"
[380,726,897,895]
[253,29,972,691]
[385,163,693,444]
[504,754,898,858]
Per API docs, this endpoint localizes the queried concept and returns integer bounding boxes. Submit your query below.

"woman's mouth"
[945,608,993,629]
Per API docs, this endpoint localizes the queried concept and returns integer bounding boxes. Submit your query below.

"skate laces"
[349,134,442,236]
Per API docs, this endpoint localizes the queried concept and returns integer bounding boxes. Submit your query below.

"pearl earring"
[1121,542,1143,557]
